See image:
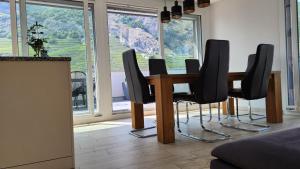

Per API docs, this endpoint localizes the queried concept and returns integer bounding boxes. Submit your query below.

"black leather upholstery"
[242,44,274,99]
[229,54,255,98]
[148,59,187,100]
[176,40,230,104]
[194,40,230,104]
[245,54,256,73]
[229,44,274,100]
[149,59,171,95]
[185,59,200,94]
[123,49,154,104]
[211,160,240,169]
[149,59,168,75]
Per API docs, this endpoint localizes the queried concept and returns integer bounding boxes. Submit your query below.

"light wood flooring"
[74,110,300,169]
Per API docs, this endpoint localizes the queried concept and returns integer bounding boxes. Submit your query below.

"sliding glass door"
[107,7,159,113]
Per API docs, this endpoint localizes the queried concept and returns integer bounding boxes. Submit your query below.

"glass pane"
[108,9,159,113]
[25,1,97,115]
[164,19,197,73]
[163,17,200,93]
[0,0,12,56]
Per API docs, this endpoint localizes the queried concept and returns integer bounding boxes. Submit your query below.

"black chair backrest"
[194,40,230,103]
[185,59,200,94]
[242,44,274,100]
[149,59,170,95]
[149,59,168,75]
[149,59,174,95]
[245,54,256,72]
[123,49,151,104]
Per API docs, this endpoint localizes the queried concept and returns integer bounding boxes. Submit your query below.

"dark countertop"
[0,57,71,61]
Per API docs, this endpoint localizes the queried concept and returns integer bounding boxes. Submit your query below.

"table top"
[146,71,280,84]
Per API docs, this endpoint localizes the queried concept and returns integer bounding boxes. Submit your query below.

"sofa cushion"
[211,159,240,169]
[211,127,300,169]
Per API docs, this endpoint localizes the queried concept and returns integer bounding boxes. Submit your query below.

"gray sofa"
[211,127,300,169]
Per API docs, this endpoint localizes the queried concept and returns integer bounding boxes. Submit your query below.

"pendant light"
[198,0,210,8]
[161,0,171,23]
[183,0,195,14]
[171,0,182,19]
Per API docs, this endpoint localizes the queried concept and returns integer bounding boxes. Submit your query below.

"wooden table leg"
[266,73,283,123]
[131,102,144,129]
[154,76,175,144]
[222,81,235,115]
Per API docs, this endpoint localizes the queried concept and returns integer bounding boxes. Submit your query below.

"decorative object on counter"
[161,0,171,23]
[171,0,182,19]
[27,21,48,57]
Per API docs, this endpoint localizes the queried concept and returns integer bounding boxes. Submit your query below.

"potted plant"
[27,22,48,57]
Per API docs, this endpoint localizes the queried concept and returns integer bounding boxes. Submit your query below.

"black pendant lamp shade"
[171,0,182,19]
[183,0,195,14]
[198,0,210,8]
[161,6,171,23]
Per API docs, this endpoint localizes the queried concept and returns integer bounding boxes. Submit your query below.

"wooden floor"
[74,110,300,169]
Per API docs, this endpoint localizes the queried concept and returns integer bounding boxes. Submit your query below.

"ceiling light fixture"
[161,0,171,23]
[183,0,195,14]
[171,0,182,19]
[198,0,210,8]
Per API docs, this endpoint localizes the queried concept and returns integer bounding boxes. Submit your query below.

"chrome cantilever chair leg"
[176,101,190,124]
[130,114,157,138]
[192,103,212,121]
[177,103,231,143]
[185,102,190,124]
[130,127,157,138]
[221,98,269,132]
[237,101,266,121]
[248,101,266,121]
[207,104,213,122]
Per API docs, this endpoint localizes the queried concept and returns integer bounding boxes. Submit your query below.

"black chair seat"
[228,88,244,98]
[144,95,155,104]
[173,92,192,102]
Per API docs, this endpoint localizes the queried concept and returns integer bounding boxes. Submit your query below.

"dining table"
[130,71,283,144]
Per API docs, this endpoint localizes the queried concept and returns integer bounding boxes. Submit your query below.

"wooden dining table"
[130,71,283,144]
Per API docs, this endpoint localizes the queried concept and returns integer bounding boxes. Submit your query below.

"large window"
[0,0,12,56]
[107,8,159,113]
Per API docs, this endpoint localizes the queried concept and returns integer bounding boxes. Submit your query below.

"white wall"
[209,0,282,71]
[209,0,286,110]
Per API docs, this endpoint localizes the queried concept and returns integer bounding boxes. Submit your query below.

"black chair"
[123,49,156,138]
[222,44,274,132]
[236,54,266,121]
[148,59,190,123]
[175,40,231,142]
[71,71,87,109]
[185,59,214,122]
